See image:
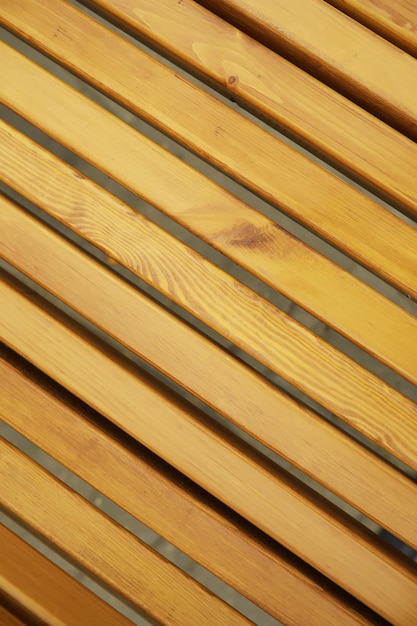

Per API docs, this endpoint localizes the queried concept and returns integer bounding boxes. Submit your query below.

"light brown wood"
[198,0,417,139]
[0,440,253,626]
[0,524,134,626]
[1,11,417,302]
[325,0,417,57]
[80,0,417,220]
[2,196,417,527]
[1,57,417,386]
[1,273,417,624]
[0,349,378,626]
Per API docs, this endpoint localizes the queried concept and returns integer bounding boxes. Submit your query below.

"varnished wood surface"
[325,0,417,57]
[1,11,417,301]
[3,123,417,390]
[0,605,26,626]
[198,0,417,140]
[1,273,417,624]
[0,350,379,626]
[0,524,134,626]
[0,440,253,626]
[2,196,417,534]
[80,0,417,220]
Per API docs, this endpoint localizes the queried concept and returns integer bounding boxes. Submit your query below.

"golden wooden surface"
[1,9,417,300]
[1,274,417,624]
[1,52,417,385]
[0,440,253,626]
[199,0,417,140]
[0,524,133,626]
[80,0,417,220]
[0,349,378,626]
[2,195,417,536]
[325,0,417,56]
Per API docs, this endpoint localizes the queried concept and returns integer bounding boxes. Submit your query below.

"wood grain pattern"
[198,0,417,140]
[80,0,417,221]
[0,524,133,626]
[1,8,417,301]
[0,351,379,626]
[1,275,417,624]
[2,196,417,526]
[325,0,417,57]
[0,440,253,626]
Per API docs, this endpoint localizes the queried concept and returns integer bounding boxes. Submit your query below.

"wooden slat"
[1,273,417,624]
[2,130,417,395]
[325,0,417,57]
[80,0,417,221]
[1,11,417,301]
[0,524,134,626]
[0,348,380,626]
[0,605,26,626]
[0,440,253,626]
[2,196,417,538]
[198,0,417,140]
[1,53,417,385]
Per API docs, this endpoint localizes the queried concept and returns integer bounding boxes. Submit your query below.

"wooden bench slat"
[3,128,417,396]
[0,524,134,626]
[1,13,417,302]
[1,273,417,624]
[0,349,380,626]
[80,0,417,221]
[3,197,417,536]
[325,0,417,57]
[198,0,417,140]
[0,440,253,626]
[1,57,417,387]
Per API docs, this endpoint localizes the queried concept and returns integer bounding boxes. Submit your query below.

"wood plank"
[80,0,417,221]
[1,273,417,623]
[198,0,417,140]
[0,440,253,626]
[0,524,134,626]
[325,0,417,57]
[1,16,417,303]
[0,349,380,626]
[0,605,26,626]
[1,59,417,381]
[2,197,417,530]
[3,128,417,393]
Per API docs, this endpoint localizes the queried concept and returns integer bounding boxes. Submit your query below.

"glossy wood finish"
[80,0,417,220]
[0,350,378,626]
[0,524,133,626]
[325,0,417,57]
[2,196,417,520]
[198,0,417,140]
[2,6,417,300]
[1,274,417,625]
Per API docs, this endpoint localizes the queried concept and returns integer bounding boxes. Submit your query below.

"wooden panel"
[0,440,252,626]
[80,0,417,221]
[198,0,417,140]
[325,0,417,57]
[1,12,417,301]
[0,349,379,626]
[1,274,417,624]
[0,524,134,626]
[0,605,26,626]
[2,126,417,393]
[2,197,417,533]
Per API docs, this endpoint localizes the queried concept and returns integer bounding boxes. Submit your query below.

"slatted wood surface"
[0,0,416,625]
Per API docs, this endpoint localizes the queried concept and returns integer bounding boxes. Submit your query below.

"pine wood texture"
[2,195,417,530]
[0,524,133,626]
[0,440,253,626]
[80,0,417,220]
[1,6,417,300]
[325,0,417,57]
[0,349,378,626]
[198,0,417,140]
[1,274,417,625]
